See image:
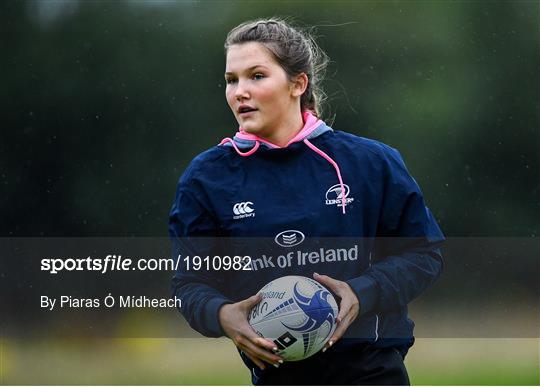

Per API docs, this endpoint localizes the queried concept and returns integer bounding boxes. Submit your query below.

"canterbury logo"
[233,202,255,219]
[233,202,254,215]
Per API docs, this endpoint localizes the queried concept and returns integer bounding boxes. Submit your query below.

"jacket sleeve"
[347,146,444,315]
[169,171,231,337]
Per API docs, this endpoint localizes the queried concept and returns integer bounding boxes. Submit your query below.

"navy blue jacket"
[169,117,444,352]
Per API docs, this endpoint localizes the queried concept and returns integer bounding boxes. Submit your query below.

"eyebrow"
[225,65,269,76]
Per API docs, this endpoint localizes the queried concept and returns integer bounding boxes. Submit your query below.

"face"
[225,42,302,139]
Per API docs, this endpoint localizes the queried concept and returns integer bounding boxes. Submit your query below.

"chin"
[241,124,263,134]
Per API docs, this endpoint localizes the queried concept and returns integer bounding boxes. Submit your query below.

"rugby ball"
[248,275,338,361]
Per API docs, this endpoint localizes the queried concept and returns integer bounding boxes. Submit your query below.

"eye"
[225,77,237,85]
[253,73,265,80]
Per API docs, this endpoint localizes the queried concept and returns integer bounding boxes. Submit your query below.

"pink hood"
[219,111,348,214]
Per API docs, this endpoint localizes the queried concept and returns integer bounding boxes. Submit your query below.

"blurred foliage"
[1,0,538,237]
[1,2,538,385]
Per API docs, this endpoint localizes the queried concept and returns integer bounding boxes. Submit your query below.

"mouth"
[238,106,258,116]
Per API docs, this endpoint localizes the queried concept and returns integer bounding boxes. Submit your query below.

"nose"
[235,79,249,101]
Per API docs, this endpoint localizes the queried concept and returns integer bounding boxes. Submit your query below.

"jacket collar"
[227,111,332,150]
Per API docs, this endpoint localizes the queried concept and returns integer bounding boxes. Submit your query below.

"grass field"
[1,338,538,385]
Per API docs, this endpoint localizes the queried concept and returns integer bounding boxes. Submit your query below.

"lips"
[238,105,258,114]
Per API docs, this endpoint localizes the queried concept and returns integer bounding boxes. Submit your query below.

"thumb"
[313,272,339,292]
[241,293,262,310]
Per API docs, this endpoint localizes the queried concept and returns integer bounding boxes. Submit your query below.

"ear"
[290,73,309,98]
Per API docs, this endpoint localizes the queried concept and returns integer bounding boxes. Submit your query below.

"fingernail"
[278,359,284,364]
[273,347,278,352]
[314,272,319,276]
[322,347,327,353]
[329,340,334,347]
[273,363,280,368]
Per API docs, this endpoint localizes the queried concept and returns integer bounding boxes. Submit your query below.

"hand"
[313,272,360,352]
[218,294,283,370]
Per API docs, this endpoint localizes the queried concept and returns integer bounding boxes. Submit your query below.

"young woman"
[170,18,444,385]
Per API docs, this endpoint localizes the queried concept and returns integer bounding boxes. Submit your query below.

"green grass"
[406,339,539,385]
[1,338,538,385]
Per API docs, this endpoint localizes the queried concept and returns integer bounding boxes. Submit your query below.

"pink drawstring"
[303,139,347,214]
[219,137,260,156]
[218,112,348,214]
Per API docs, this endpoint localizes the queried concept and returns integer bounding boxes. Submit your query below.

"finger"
[248,340,283,364]
[323,299,360,352]
[253,336,280,354]
[314,272,345,322]
[243,350,267,370]
[243,337,283,365]
[336,298,353,324]
[329,313,354,346]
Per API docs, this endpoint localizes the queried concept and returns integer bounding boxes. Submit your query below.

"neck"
[261,110,304,147]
